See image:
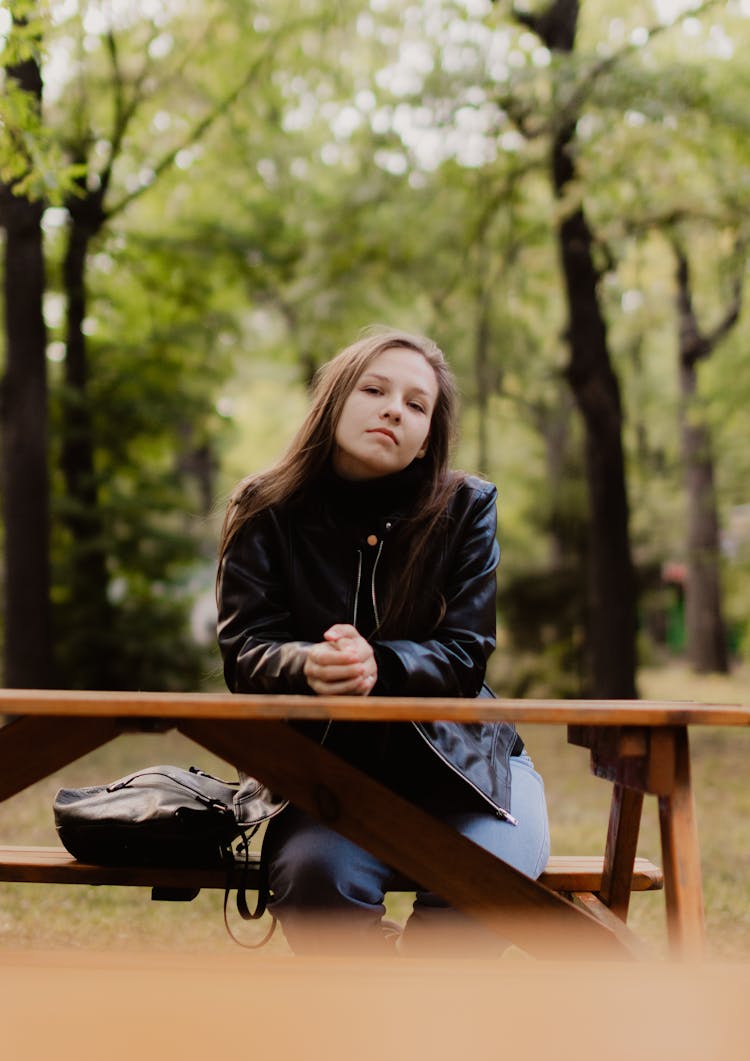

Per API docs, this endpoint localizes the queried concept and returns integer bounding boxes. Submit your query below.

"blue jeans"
[265,752,550,955]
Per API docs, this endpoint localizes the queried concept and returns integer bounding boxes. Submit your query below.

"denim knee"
[266,811,389,913]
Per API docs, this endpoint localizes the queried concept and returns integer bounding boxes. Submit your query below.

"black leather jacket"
[217,468,519,820]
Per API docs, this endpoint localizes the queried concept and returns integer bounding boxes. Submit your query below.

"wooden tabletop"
[1,688,749,726]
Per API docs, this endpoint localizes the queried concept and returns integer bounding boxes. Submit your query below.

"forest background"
[2,0,750,701]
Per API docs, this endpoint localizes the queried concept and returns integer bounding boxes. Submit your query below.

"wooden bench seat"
[0,845,663,898]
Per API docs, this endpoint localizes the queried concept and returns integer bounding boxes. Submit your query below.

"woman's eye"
[362,386,381,395]
[408,402,426,413]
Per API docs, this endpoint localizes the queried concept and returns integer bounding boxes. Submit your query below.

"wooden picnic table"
[1,689,748,959]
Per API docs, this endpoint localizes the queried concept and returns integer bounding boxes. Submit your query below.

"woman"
[217,328,549,955]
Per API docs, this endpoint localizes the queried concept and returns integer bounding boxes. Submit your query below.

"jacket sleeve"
[217,512,312,694]
[372,480,500,698]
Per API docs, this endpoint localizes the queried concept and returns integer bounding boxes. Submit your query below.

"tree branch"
[561,0,723,123]
[671,229,747,368]
[705,234,747,350]
[511,0,578,52]
[103,13,332,223]
[504,0,726,137]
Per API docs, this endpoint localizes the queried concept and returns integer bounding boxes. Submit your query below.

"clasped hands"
[303,624,377,696]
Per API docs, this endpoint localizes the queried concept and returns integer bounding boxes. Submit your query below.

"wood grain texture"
[0,715,122,800]
[568,892,652,958]
[2,688,749,725]
[658,728,706,959]
[599,784,645,919]
[0,846,663,893]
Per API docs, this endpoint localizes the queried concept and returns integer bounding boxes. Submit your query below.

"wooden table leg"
[180,717,633,960]
[570,722,707,957]
[600,784,644,921]
[658,726,705,959]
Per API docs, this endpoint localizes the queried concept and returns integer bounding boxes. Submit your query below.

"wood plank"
[578,726,677,796]
[0,846,243,888]
[0,846,663,893]
[647,727,679,793]
[568,893,652,958]
[539,855,661,892]
[658,727,706,959]
[599,784,645,919]
[179,717,632,960]
[0,716,122,801]
[2,688,750,726]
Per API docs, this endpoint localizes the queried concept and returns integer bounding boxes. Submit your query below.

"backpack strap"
[222,824,277,949]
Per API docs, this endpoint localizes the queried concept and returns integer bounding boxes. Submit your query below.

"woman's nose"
[381,396,403,421]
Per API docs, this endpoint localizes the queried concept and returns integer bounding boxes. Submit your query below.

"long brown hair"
[218,328,464,634]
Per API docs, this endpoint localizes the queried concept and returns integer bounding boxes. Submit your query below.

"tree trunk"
[553,139,637,697]
[60,194,115,687]
[524,0,638,697]
[673,247,730,674]
[0,44,54,688]
[537,388,577,570]
[679,367,729,672]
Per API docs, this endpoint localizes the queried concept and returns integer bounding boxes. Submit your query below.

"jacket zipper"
[352,549,363,629]
[370,540,384,631]
[411,723,519,826]
[352,540,384,633]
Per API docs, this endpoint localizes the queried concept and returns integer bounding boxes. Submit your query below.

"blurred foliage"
[0,1,83,201]
[2,0,750,690]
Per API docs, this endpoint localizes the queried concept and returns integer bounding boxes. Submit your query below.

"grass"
[1,662,748,958]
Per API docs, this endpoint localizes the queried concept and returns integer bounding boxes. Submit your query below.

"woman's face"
[332,347,439,481]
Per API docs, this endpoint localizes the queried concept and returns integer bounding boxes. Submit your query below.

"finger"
[326,632,373,666]
[307,643,357,668]
[315,661,366,682]
[358,671,376,692]
[316,647,357,666]
[324,624,359,642]
[305,646,367,680]
[326,637,363,662]
[310,675,372,696]
[314,668,376,692]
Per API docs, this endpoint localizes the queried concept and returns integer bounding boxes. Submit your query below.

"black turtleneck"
[314,460,429,642]
[317,459,428,531]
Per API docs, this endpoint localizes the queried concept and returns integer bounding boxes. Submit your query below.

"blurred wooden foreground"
[3,949,748,1061]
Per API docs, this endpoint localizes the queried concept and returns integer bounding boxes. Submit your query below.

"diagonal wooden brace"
[180,717,632,960]
[0,715,122,801]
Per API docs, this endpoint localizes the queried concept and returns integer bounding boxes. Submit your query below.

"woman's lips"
[367,428,397,443]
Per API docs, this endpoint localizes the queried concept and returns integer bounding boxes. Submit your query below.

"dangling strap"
[222,824,277,949]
